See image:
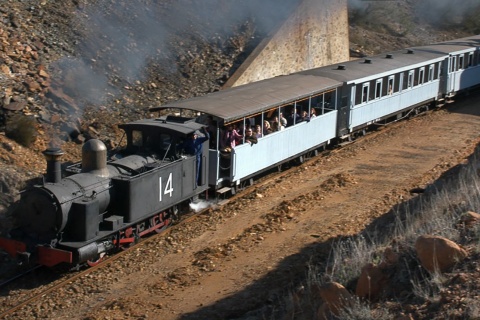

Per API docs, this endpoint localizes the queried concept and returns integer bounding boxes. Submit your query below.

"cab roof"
[118,116,204,136]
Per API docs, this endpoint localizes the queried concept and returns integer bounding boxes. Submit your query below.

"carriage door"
[447,55,457,95]
[336,84,351,137]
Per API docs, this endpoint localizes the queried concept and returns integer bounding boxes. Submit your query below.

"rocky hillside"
[0,0,291,219]
[0,0,478,221]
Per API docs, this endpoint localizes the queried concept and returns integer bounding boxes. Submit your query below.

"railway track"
[0,208,206,319]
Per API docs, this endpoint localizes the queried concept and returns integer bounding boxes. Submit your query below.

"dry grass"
[281,145,480,318]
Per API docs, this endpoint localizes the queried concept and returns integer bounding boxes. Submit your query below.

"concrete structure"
[224,0,349,88]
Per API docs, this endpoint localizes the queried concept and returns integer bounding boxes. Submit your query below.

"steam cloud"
[50,0,300,110]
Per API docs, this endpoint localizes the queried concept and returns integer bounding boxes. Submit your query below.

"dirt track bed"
[2,93,480,319]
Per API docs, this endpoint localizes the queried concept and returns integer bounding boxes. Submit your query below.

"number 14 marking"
[159,173,174,202]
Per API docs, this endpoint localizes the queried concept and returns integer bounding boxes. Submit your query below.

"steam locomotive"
[1,34,479,268]
[0,117,210,267]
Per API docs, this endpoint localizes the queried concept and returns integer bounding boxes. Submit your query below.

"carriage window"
[413,68,420,86]
[323,90,335,109]
[404,70,414,89]
[355,84,362,105]
[458,55,464,70]
[132,130,143,147]
[381,76,390,96]
[362,84,369,103]
[375,80,382,99]
[450,56,457,73]
[369,81,375,101]
[468,53,473,67]
[418,68,425,85]
[428,65,434,81]
[387,77,394,95]
[394,73,401,92]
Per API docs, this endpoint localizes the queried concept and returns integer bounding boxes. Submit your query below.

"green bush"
[5,114,37,147]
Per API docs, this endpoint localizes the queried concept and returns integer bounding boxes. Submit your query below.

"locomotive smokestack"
[43,147,64,183]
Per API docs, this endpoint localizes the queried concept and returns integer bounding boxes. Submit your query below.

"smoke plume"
[50,0,300,110]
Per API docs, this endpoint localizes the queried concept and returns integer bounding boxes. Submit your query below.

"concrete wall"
[224,0,349,88]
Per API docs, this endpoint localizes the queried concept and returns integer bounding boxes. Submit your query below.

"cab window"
[132,130,143,147]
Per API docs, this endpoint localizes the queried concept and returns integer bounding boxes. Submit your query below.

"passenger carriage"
[151,75,344,191]
[300,35,479,138]
[150,35,480,192]
[427,35,480,97]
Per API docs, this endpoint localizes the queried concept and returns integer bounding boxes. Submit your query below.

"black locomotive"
[0,116,209,267]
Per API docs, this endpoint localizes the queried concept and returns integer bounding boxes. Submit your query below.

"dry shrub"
[5,114,37,147]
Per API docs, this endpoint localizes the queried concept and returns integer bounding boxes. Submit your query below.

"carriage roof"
[150,74,341,123]
[301,34,480,83]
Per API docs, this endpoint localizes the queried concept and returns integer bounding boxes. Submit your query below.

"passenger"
[280,113,287,128]
[271,121,279,132]
[237,123,246,136]
[220,124,242,151]
[270,117,279,132]
[255,125,263,138]
[243,127,258,145]
[183,127,210,187]
[287,108,300,126]
[310,108,317,118]
[301,110,310,122]
[263,120,271,135]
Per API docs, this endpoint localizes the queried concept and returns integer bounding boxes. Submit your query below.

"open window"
[362,83,369,103]
[450,56,457,73]
[418,68,425,85]
[428,64,434,82]
[375,79,382,99]
[458,54,464,70]
[468,52,474,67]
[387,76,394,95]
[403,70,414,90]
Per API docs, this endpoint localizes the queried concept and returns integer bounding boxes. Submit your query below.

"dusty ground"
[2,92,479,320]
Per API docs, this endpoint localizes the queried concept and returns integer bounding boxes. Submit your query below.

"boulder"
[3,101,26,111]
[355,263,388,301]
[381,246,400,267]
[415,235,468,273]
[316,281,353,319]
[459,211,480,228]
